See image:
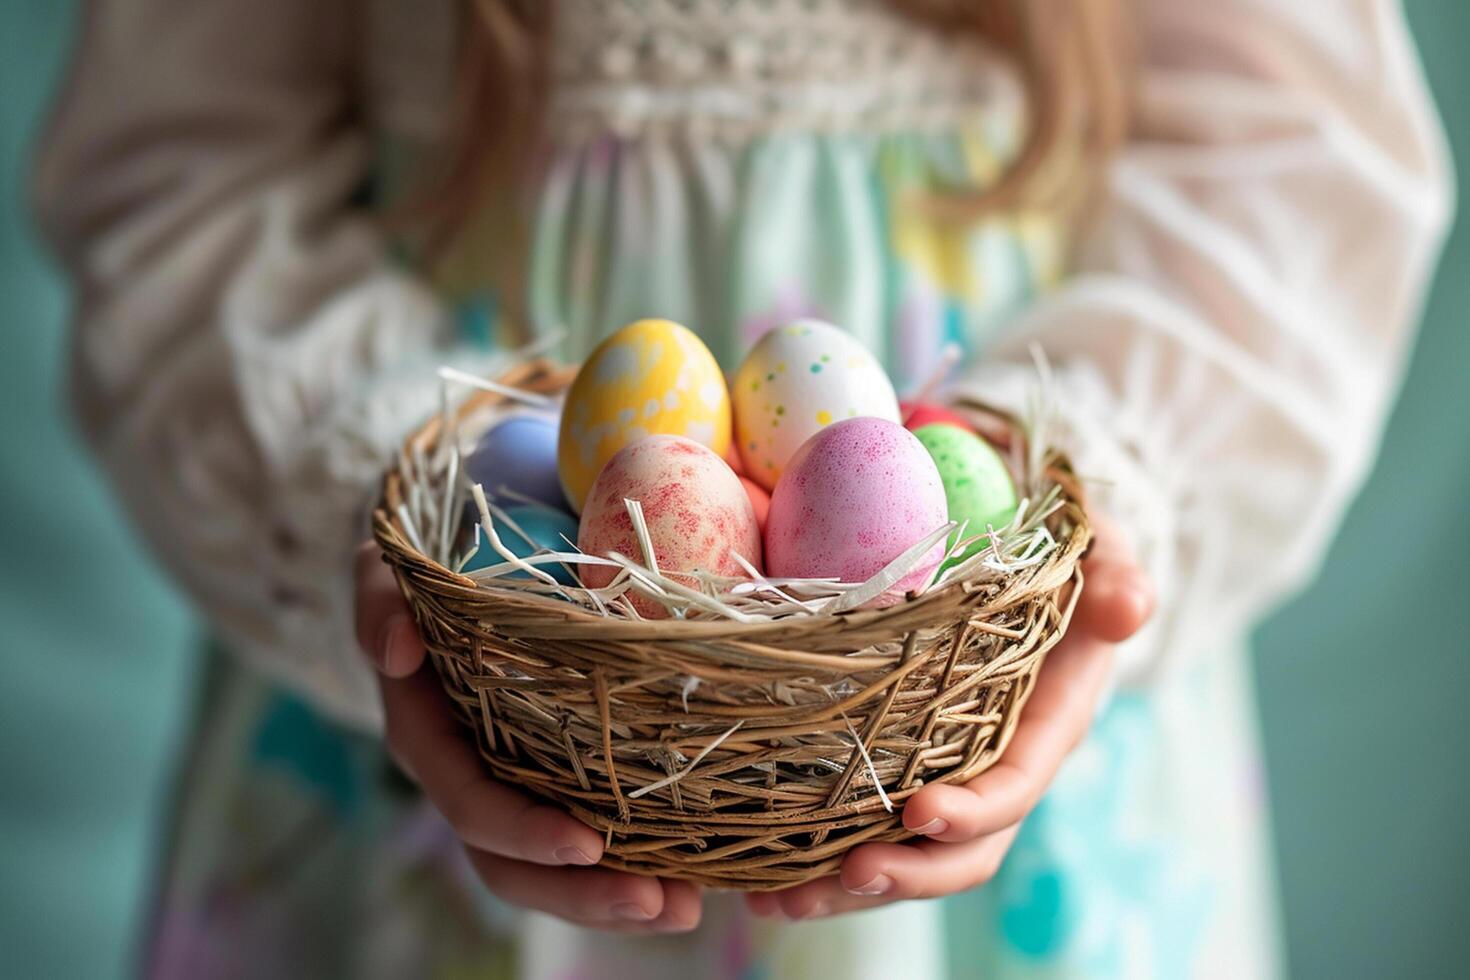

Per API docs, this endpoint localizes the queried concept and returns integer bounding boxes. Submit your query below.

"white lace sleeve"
[949,0,1453,685]
[33,0,488,730]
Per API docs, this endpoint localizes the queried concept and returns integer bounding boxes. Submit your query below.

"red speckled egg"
[578,436,762,618]
[900,400,975,433]
[765,417,948,598]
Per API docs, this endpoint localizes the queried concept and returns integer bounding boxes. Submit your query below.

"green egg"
[913,423,1019,566]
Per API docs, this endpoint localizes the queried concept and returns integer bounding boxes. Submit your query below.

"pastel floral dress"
[144,2,1280,978]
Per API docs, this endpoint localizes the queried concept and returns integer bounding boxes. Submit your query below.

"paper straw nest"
[372,356,1090,890]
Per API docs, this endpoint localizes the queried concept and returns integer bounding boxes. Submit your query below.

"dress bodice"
[546,0,1014,141]
[372,0,1060,390]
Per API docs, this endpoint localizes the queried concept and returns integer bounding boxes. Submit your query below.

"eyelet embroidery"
[547,0,1019,141]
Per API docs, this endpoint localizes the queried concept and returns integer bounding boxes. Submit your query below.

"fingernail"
[1127,583,1156,619]
[912,818,949,836]
[376,614,407,671]
[847,873,893,896]
[791,900,830,920]
[553,846,598,866]
[613,902,655,922]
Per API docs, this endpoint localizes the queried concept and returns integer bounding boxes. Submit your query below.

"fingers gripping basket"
[373,359,1090,890]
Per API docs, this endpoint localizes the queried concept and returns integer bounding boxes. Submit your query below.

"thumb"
[1072,512,1154,644]
[354,542,427,678]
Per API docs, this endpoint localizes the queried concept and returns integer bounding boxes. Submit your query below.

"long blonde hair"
[422,0,1133,233]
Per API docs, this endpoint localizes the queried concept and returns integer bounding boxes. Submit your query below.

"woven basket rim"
[373,357,1088,641]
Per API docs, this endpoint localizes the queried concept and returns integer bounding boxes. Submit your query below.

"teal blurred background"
[1,3,1465,977]
[1251,2,1470,975]
[0,4,198,980]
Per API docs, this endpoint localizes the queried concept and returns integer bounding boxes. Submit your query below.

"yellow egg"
[558,319,731,512]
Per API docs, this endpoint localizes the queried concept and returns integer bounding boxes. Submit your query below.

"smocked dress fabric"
[33,0,1450,977]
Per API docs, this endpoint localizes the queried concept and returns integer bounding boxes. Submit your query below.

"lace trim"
[548,0,1020,140]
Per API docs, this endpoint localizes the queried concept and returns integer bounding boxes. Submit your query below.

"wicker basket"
[373,359,1090,890]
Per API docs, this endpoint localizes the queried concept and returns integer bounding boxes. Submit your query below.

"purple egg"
[764,417,948,597]
[465,414,569,511]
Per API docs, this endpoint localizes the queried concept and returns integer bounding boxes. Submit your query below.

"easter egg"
[913,423,1019,564]
[765,417,948,597]
[900,400,975,434]
[733,319,900,491]
[739,476,771,530]
[463,505,580,584]
[465,414,567,510]
[577,436,762,618]
[559,319,731,512]
[723,441,746,475]
[723,412,746,476]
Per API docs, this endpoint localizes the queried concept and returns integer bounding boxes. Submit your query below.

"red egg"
[723,422,747,476]
[739,476,771,529]
[577,436,762,618]
[900,400,974,433]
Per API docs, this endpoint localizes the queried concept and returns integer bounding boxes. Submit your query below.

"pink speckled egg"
[765,417,948,597]
[578,436,762,618]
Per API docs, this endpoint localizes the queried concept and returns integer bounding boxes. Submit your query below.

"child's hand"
[743,513,1154,920]
[354,545,704,933]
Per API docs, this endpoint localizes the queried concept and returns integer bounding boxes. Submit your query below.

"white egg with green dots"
[732,318,900,491]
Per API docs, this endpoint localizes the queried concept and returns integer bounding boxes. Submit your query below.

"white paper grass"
[842,712,894,813]
[626,721,744,799]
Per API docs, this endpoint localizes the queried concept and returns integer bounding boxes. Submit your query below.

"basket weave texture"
[373,360,1090,890]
